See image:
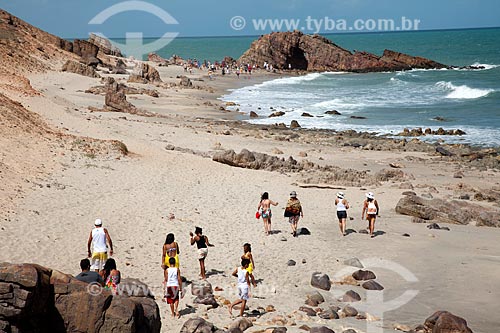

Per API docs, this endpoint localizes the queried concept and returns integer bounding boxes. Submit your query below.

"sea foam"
[436,81,494,99]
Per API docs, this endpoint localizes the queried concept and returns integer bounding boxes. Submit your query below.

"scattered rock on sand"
[342,330,357,333]
[266,305,276,312]
[228,317,253,332]
[318,308,339,320]
[298,227,311,235]
[341,305,358,317]
[362,280,384,291]
[299,306,317,316]
[309,327,334,333]
[358,229,369,234]
[192,279,213,296]
[62,60,100,78]
[311,272,331,291]
[306,291,325,306]
[193,294,219,308]
[423,311,473,333]
[287,260,296,266]
[342,290,361,302]
[179,75,193,87]
[352,270,376,281]
[436,146,454,156]
[180,317,214,333]
[290,120,301,129]
[298,151,308,157]
[344,258,363,268]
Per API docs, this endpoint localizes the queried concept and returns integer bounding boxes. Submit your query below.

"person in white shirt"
[229,258,251,317]
[361,192,380,238]
[164,257,183,318]
[87,219,114,271]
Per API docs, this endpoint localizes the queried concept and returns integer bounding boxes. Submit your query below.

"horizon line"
[63,25,500,40]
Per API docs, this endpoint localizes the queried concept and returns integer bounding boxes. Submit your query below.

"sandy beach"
[1,58,499,333]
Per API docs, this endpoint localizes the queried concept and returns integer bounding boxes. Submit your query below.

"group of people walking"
[82,190,380,319]
[258,190,380,238]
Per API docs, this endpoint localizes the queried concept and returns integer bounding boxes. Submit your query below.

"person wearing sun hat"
[87,218,114,271]
[284,191,303,237]
[335,192,350,236]
[361,192,380,238]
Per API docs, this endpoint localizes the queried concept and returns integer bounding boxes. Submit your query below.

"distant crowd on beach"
[178,56,293,79]
[79,191,380,319]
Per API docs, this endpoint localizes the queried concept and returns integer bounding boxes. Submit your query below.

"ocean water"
[117,29,500,146]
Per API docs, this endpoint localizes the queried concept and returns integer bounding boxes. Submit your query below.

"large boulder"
[148,52,169,65]
[62,60,100,78]
[423,311,473,333]
[238,31,447,72]
[128,63,162,83]
[0,262,161,333]
[311,272,331,291]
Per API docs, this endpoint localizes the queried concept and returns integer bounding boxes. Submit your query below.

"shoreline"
[1,60,500,333]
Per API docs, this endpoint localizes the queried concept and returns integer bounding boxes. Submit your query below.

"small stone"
[290,120,301,129]
[343,258,363,268]
[427,223,441,230]
[310,327,334,333]
[311,272,331,291]
[342,305,358,317]
[342,290,361,302]
[302,259,307,264]
[287,260,296,266]
[298,306,316,316]
[266,305,276,312]
[362,280,384,291]
[352,270,376,281]
[318,308,339,320]
[280,236,287,242]
[402,233,411,237]
[306,291,325,305]
[358,229,369,234]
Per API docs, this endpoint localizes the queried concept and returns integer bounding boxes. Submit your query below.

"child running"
[241,243,257,287]
[190,227,214,279]
[229,258,251,317]
[164,257,183,318]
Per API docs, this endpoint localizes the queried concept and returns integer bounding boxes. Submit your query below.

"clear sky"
[1,0,499,38]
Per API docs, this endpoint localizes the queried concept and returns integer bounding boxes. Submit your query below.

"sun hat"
[290,191,297,198]
[94,218,102,226]
[366,192,375,200]
[337,192,345,199]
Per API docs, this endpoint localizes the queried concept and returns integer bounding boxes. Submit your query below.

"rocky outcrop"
[148,53,169,65]
[62,60,101,78]
[398,127,466,137]
[238,31,447,72]
[128,63,162,84]
[395,193,500,227]
[0,262,160,332]
[104,77,138,113]
[72,39,99,59]
[88,33,123,57]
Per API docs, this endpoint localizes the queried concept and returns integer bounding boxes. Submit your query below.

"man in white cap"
[361,192,380,238]
[87,219,114,271]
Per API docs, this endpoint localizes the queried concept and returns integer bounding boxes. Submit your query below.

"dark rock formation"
[128,63,162,84]
[305,291,325,306]
[398,127,466,137]
[249,111,259,118]
[362,280,384,291]
[342,290,361,302]
[395,193,500,227]
[62,60,100,78]
[352,270,376,281]
[290,120,301,129]
[0,262,160,333]
[325,110,341,115]
[89,33,123,57]
[238,31,447,72]
[311,272,331,291]
[423,311,473,333]
[299,306,317,316]
[269,111,285,118]
[341,305,358,317]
